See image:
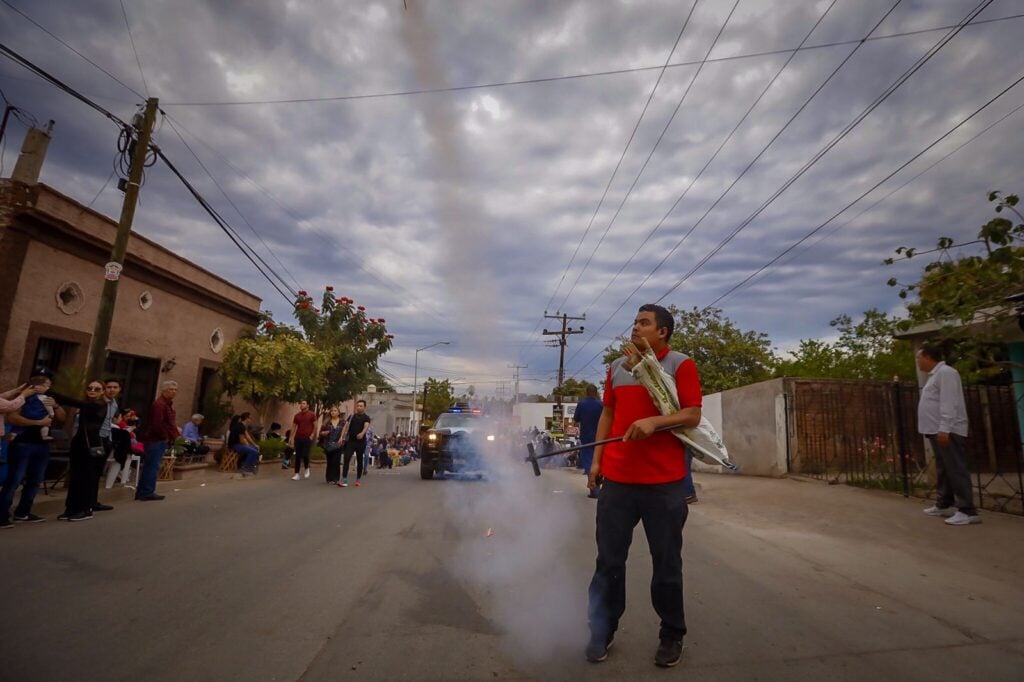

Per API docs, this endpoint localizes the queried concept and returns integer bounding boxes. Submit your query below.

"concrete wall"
[704,378,788,477]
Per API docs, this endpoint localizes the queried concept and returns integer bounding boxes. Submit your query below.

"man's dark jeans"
[588,478,689,643]
[928,433,977,515]
[137,441,167,498]
[0,441,50,520]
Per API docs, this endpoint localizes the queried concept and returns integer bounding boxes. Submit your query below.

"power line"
[558,0,908,373]
[652,0,995,303]
[709,98,1024,305]
[536,0,699,329]
[703,76,1024,309]
[553,0,741,315]
[156,14,1024,107]
[163,115,304,294]
[118,0,150,97]
[565,0,994,378]
[0,41,296,305]
[579,0,839,318]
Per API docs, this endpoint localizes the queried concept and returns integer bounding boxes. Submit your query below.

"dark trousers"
[588,478,689,643]
[65,443,100,515]
[928,434,977,515]
[0,441,49,519]
[294,438,312,473]
[342,440,364,480]
[325,447,342,483]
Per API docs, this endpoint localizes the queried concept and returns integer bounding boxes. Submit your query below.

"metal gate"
[787,379,1024,515]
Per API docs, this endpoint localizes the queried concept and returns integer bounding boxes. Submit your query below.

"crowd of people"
[0,370,428,528]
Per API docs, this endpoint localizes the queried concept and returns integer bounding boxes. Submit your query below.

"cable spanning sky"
[2,0,1023,395]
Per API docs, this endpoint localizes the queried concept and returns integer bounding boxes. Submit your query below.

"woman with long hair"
[320,406,345,484]
[53,380,110,522]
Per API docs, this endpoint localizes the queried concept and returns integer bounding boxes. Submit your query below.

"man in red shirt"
[137,380,179,501]
[288,400,317,480]
[586,304,702,669]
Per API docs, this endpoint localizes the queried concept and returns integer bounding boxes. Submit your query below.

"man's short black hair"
[270,422,282,431]
[638,304,674,340]
[30,366,53,379]
[919,343,944,362]
[356,399,367,406]
[103,377,122,387]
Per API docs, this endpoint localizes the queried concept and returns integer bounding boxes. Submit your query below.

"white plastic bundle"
[624,340,736,471]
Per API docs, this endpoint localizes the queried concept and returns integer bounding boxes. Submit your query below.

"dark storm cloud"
[2,0,1022,394]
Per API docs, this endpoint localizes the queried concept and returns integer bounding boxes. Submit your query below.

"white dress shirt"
[917,361,969,437]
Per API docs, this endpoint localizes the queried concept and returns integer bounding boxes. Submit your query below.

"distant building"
[0,126,261,425]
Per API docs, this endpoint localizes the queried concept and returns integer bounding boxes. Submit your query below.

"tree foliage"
[421,377,454,422]
[886,190,1024,378]
[553,377,598,401]
[219,334,329,419]
[263,286,394,405]
[602,305,776,394]
[775,309,915,380]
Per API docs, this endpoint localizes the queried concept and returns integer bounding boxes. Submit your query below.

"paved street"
[2,460,1023,681]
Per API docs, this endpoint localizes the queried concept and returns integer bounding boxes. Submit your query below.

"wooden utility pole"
[87,97,159,380]
[543,312,585,409]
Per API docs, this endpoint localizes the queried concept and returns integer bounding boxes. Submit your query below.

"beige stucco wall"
[706,377,789,477]
[1,239,253,416]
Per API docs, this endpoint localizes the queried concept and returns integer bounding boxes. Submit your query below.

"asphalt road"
[1,460,1022,681]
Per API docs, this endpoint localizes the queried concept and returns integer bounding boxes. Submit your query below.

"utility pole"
[508,363,527,406]
[87,97,159,380]
[543,312,585,410]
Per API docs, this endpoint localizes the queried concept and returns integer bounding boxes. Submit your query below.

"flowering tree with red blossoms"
[260,286,394,407]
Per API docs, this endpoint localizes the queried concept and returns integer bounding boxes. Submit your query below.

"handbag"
[84,428,106,459]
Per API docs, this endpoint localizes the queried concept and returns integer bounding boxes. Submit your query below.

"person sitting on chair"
[181,414,211,457]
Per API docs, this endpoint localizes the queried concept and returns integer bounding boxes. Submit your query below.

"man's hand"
[34,416,52,427]
[623,417,659,441]
[588,458,602,490]
[937,432,950,447]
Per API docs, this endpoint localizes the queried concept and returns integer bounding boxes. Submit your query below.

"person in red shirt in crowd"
[288,400,317,480]
[585,304,702,669]
[137,381,179,501]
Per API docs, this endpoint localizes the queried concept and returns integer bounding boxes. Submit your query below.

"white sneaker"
[304,468,310,479]
[291,474,301,481]
[945,511,982,526]
[923,505,955,517]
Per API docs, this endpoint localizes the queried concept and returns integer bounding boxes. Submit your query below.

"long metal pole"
[412,349,419,435]
[87,97,159,380]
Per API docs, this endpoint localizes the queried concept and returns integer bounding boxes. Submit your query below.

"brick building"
[0,127,261,425]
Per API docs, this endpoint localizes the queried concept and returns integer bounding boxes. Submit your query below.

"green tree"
[602,305,776,394]
[267,286,394,406]
[422,377,454,423]
[776,309,915,380]
[553,377,598,401]
[886,190,1024,378]
[219,334,329,424]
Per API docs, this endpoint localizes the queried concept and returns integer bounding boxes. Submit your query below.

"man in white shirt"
[916,345,979,526]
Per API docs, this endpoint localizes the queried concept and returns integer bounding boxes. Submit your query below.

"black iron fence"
[787,378,1024,515]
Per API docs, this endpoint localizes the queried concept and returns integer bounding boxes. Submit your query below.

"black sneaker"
[58,512,70,521]
[13,513,45,523]
[585,634,614,663]
[92,503,114,512]
[685,494,698,504]
[67,511,93,522]
[655,638,682,667]
[0,518,12,529]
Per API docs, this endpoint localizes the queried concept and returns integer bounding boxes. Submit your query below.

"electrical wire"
[564,0,994,379]
[0,42,296,306]
[708,98,1024,306]
[702,75,1024,310]
[156,14,1024,107]
[119,0,150,97]
[553,0,741,316]
[536,0,699,328]
[163,115,304,295]
[557,0,907,373]
[578,0,839,319]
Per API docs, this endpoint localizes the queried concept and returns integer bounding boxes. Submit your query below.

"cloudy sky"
[2,0,1023,396]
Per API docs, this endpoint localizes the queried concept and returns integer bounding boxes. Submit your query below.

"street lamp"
[412,341,450,434]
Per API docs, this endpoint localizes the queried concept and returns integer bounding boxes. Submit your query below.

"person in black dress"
[52,380,109,522]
